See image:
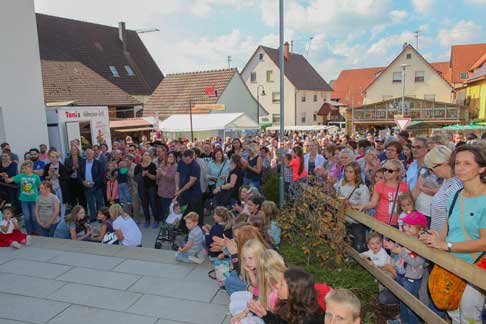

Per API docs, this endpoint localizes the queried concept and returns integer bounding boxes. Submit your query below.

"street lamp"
[401,64,410,116]
[256,85,266,127]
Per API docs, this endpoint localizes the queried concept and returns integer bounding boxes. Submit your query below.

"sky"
[34,0,486,81]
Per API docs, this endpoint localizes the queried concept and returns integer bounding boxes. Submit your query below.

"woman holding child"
[156,151,178,222]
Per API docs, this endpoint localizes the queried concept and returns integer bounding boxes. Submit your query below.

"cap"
[424,145,452,169]
[402,211,427,229]
[398,130,409,138]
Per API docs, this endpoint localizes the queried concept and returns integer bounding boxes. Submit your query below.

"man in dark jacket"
[79,148,105,221]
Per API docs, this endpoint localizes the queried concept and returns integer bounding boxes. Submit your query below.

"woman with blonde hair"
[257,249,286,311]
[109,203,142,247]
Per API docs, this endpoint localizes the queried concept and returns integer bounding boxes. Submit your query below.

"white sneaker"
[189,255,205,264]
[10,241,23,249]
[25,235,32,246]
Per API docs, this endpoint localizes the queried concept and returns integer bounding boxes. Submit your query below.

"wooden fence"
[299,186,485,324]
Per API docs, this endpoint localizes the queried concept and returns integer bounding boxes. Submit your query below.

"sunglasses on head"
[383,168,399,174]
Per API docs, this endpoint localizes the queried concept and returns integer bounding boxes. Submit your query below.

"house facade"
[143,68,267,123]
[465,53,486,119]
[364,44,453,104]
[241,44,332,126]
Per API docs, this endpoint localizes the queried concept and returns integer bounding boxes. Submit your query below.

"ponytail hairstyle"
[293,145,305,175]
[214,206,234,231]
[109,203,130,220]
[257,249,286,311]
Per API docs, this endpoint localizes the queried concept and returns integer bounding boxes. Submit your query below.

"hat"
[402,211,427,229]
[375,137,385,143]
[398,130,409,138]
[424,145,452,169]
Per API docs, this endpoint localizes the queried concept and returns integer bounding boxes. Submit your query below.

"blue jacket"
[79,159,104,188]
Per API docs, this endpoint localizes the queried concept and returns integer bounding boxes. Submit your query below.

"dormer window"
[460,72,468,79]
[109,66,120,77]
[124,65,135,76]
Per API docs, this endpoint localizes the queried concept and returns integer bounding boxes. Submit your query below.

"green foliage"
[261,172,280,204]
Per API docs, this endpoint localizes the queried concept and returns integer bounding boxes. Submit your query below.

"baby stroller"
[154,223,186,250]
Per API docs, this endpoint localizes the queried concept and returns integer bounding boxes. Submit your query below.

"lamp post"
[279,0,285,208]
[256,85,265,127]
[401,64,410,116]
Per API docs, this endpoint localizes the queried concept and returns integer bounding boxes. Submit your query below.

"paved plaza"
[0,237,230,324]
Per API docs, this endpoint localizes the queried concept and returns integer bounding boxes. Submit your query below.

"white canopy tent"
[158,113,260,140]
[266,125,338,132]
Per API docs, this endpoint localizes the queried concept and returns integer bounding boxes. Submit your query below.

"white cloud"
[412,0,435,13]
[389,10,408,22]
[438,20,483,47]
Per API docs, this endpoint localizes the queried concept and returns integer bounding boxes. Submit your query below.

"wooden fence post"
[335,197,346,265]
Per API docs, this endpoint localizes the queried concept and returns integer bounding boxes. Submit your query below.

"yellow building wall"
[365,47,452,104]
[466,81,486,119]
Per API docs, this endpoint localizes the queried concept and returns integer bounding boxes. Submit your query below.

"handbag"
[102,232,119,245]
[208,160,227,193]
[428,189,485,310]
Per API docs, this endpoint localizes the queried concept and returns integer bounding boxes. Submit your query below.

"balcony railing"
[353,105,467,123]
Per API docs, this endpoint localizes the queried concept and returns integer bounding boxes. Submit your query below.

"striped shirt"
[430,176,463,232]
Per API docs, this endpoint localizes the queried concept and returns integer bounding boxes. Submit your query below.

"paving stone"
[155,319,191,324]
[0,319,32,324]
[113,259,193,279]
[10,247,60,262]
[211,289,230,306]
[129,276,219,302]
[48,251,124,270]
[128,295,228,324]
[0,248,16,265]
[47,305,157,324]
[113,246,182,265]
[47,283,142,311]
[29,236,69,250]
[71,242,123,256]
[0,259,71,279]
[0,273,65,298]
[57,267,141,290]
[0,292,68,324]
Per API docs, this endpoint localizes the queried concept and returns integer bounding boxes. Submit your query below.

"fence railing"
[353,106,467,123]
[296,185,485,324]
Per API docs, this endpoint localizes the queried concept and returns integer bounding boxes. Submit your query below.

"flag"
[204,84,218,97]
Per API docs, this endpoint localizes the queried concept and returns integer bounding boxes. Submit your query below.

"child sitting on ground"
[0,207,31,248]
[175,212,205,264]
[165,201,183,225]
[384,211,427,324]
[203,206,233,260]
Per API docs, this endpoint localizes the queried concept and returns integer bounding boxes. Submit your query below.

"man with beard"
[39,144,50,163]
[30,148,45,179]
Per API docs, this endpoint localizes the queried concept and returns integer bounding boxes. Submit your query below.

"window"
[424,94,436,101]
[266,70,273,82]
[392,72,402,83]
[313,113,317,121]
[109,66,120,77]
[272,114,280,124]
[272,92,280,103]
[301,95,306,102]
[124,65,135,76]
[301,113,306,123]
[259,53,264,61]
[313,94,318,102]
[415,71,424,82]
[382,95,392,101]
[460,72,468,79]
[250,72,257,82]
[406,53,412,59]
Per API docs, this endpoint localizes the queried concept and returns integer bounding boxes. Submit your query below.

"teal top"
[206,159,230,187]
[446,193,486,264]
[12,173,41,202]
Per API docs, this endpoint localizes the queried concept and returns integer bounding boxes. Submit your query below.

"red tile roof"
[41,60,141,106]
[469,51,486,71]
[450,43,486,83]
[36,14,163,96]
[331,67,383,106]
[430,61,452,84]
[317,102,340,116]
[143,69,237,118]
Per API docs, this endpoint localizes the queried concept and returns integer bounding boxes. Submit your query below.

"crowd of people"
[0,127,485,324]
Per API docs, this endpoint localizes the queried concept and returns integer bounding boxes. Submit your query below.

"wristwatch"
[447,242,453,252]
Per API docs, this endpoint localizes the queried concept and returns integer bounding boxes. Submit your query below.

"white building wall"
[0,0,48,159]
[296,90,332,125]
[215,73,265,122]
[365,47,452,104]
[241,47,296,126]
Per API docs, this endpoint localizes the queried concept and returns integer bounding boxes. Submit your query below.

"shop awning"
[159,113,259,132]
[113,127,154,133]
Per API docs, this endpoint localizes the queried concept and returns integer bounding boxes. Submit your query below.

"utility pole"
[279,0,285,208]
[227,56,232,68]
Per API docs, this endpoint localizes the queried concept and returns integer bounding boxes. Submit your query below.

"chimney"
[284,41,289,60]
[119,21,127,52]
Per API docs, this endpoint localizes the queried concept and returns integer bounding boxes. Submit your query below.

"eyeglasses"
[383,168,399,174]
[432,163,443,169]
[411,145,424,149]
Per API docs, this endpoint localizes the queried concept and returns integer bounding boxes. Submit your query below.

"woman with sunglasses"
[356,159,409,226]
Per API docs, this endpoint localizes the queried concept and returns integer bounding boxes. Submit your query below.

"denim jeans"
[21,201,38,234]
[140,185,159,222]
[118,182,131,205]
[175,251,197,263]
[84,187,104,221]
[54,186,66,219]
[39,223,58,237]
[224,270,247,295]
[397,274,422,324]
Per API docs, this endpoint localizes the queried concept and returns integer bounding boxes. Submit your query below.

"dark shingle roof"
[36,13,163,96]
[260,46,333,91]
[143,69,237,118]
[41,60,141,106]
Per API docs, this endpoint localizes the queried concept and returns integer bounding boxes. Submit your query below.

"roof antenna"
[414,30,420,49]
[306,36,314,59]
[227,55,232,68]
